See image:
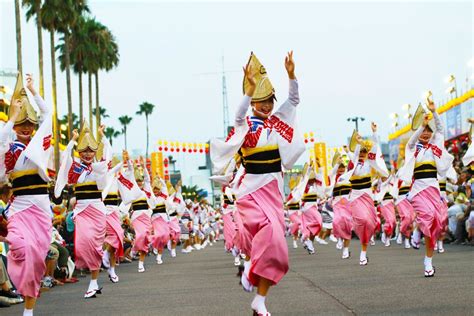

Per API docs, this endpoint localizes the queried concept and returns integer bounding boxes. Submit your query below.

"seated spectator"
[0,240,24,307]
[447,188,468,234]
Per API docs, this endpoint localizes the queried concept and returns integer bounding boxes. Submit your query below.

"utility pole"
[347,116,365,131]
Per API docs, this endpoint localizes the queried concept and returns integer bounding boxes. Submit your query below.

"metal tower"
[221,56,230,137]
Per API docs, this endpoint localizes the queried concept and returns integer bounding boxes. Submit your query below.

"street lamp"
[389,113,399,130]
[347,116,365,132]
[402,104,413,123]
[445,75,458,98]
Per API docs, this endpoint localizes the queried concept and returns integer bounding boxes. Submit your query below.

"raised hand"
[122,150,129,162]
[72,129,79,141]
[426,92,435,112]
[467,118,474,124]
[25,73,37,95]
[285,51,296,79]
[98,124,106,137]
[371,122,378,133]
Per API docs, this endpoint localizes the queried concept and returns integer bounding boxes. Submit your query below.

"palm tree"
[40,0,62,170]
[104,127,120,146]
[182,185,205,200]
[41,0,88,170]
[136,102,155,158]
[14,0,23,74]
[59,15,93,128]
[23,0,44,97]
[118,115,132,150]
[53,0,89,138]
[99,106,109,120]
[80,18,109,132]
[94,25,119,134]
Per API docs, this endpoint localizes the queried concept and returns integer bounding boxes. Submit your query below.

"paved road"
[10,239,474,315]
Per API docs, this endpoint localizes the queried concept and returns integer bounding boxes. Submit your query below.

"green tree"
[136,102,155,158]
[99,106,109,120]
[94,25,119,135]
[53,0,89,138]
[23,0,44,97]
[118,115,132,150]
[104,126,121,146]
[62,15,96,128]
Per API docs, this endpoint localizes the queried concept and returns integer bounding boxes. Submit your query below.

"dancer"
[347,122,389,265]
[55,122,111,298]
[150,173,171,265]
[166,181,182,258]
[329,152,353,258]
[398,101,453,277]
[1,74,53,315]
[211,51,304,315]
[102,161,125,283]
[118,152,153,273]
[377,176,396,247]
[393,174,414,249]
[290,163,323,254]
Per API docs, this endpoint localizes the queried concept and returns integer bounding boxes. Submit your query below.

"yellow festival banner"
[313,142,328,185]
[151,152,164,178]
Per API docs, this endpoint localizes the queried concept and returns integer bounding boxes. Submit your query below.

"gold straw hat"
[9,73,38,125]
[77,120,99,152]
[242,52,275,102]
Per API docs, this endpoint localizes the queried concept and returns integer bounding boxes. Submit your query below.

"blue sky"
[0,0,472,187]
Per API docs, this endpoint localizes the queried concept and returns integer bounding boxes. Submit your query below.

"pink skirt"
[332,198,352,240]
[380,201,396,237]
[7,205,52,298]
[350,193,377,244]
[300,205,322,239]
[233,208,244,252]
[168,217,181,242]
[440,200,448,233]
[74,205,106,270]
[132,212,152,253]
[223,212,237,251]
[151,216,170,251]
[105,211,124,258]
[410,186,444,248]
[289,212,301,236]
[236,180,288,286]
[397,199,415,238]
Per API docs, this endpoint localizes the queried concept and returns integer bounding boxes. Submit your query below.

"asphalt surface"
[9,239,474,316]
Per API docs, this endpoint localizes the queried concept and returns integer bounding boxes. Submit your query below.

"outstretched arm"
[235,63,256,126]
[27,74,50,116]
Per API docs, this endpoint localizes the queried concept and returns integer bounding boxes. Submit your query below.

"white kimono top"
[211,79,305,200]
[0,94,53,217]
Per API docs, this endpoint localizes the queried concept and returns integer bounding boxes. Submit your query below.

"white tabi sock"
[243,260,251,277]
[108,267,116,277]
[88,279,99,292]
[360,250,367,261]
[251,294,267,314]
[157,254,162,261]
[343,247,349,257]
[412,229,420,243]
[23,308,33,316]
[424,256,433,270]
[138,261,144,269]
